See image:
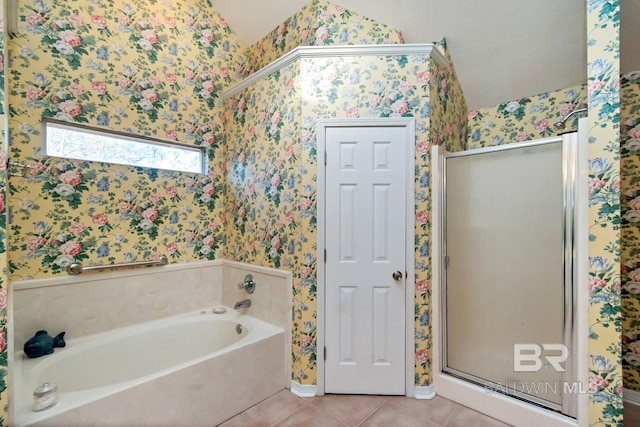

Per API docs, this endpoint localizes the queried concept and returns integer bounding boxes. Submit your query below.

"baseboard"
[625,388,640,406]
[414,385,436,400]
[289,381,434,400]
[290,381,317,398]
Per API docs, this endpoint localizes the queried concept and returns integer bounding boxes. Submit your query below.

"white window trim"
[42,118,208,174]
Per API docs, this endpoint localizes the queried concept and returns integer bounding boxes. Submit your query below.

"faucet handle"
[238,274,256,294]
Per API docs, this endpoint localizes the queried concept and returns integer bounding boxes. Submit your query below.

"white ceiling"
[214,0,640,110]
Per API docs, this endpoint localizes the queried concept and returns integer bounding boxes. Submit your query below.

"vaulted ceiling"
[213,0,639,111]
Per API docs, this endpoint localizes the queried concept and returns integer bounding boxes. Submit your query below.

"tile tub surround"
[12,260,224,350]
[222,261,293,383]
[222,261,292,333]
[25,317,286,427]
[12,260,292,352]
[11,260,293,426]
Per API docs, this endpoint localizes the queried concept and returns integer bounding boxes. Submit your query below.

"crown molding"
[221,43,448,100]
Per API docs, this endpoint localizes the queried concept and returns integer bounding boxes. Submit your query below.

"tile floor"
[218,389,511,427]
[625,402,640,427]
[220,390,640,426]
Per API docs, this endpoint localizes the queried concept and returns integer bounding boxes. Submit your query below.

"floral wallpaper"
[2,1,627,425]
[587,0,622,425]
[430,42,468,153]
[621,70,640,393]
[303,51,466,386]
[0,153,6,426]
[419,44,467,385]
[463,6,625,421]
[243,0,404,75]
[0,0,8,423]
[224,62,309,380]
[464,12,624,419]
[7,0,246,279]
[467,84,587,149]
[224,43,467,386]
[300,54,432,386]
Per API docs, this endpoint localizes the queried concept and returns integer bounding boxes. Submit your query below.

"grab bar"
[67,255,168,275]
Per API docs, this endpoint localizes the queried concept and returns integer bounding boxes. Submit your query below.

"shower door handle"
[392,271,403,281]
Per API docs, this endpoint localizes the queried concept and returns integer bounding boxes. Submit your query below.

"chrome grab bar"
[67,255,168,275]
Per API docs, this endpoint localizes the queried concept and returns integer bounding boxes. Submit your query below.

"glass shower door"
[443,137,575,415]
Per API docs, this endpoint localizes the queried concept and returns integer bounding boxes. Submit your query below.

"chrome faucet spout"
[234,299,251,309]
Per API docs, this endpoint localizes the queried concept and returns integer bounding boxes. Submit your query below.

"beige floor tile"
[385,395,460,425]
[242,390,308,427]
[218,413,256,427]
[274,405,345,427]
[306,394,385,426]
[445,406,511,427]
[624,402,640,426]
[361,402,438,427]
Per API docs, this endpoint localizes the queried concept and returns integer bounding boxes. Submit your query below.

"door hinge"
[324,249,327,262]
[324,347,326,360]
[444,256,450,269]
[324,151,327,165]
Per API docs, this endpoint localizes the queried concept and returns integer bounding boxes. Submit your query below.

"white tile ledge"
[223,260,292,280]
[13,259,223,290]
[12,259,293,291]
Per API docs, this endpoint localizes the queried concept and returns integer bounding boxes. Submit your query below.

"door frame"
[316,118,416,397]
[431,119,589,426]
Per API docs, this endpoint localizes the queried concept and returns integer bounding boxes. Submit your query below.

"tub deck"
[15,308,287,427]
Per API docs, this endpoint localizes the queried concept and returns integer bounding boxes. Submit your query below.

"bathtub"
[14,308,287,426]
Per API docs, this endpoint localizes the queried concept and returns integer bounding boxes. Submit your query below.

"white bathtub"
[14,308,287,426]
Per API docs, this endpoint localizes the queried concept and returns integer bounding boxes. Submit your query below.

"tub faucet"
[234,299,251,309]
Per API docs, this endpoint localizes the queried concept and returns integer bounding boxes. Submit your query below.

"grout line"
[268,393,312,427]
[308,405,349,426]
[240,389,308,426]
[239,414,257,427]
[310,396,387,426]
[357,400,388,426]
[353,398,388,426]
[216,413,256,427]
[271,404,348,427]
[270,406,303,426]
[382,401,443,427]
[442,404,461,426]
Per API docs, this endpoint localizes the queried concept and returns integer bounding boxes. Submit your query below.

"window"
[43,118,207,174]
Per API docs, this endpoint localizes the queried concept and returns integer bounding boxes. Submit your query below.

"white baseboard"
[290,381,435,400]
[290,381,317,398]
[625,388,640,406]
[414,385,436,400]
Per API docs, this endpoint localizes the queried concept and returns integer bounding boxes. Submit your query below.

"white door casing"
[322,124,408,395]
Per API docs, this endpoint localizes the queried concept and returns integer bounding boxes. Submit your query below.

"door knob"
[392,271,403,281]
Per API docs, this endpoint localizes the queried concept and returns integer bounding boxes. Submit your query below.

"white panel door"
[324,126,406,394]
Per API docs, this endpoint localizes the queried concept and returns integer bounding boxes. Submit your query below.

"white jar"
[33,383,57,412]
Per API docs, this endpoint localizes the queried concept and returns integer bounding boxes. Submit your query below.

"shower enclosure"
[432,128,587,426]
